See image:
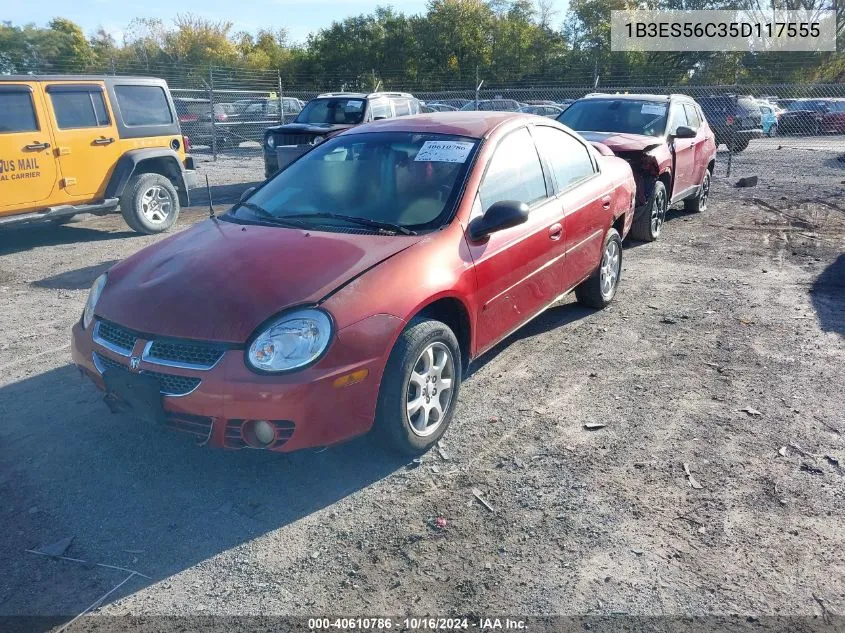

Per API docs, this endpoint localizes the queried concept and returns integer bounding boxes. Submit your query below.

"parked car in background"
[423,102,459,112]
[557,99,576,110]
[757,101,782,136]
[558,93,716,242]
[1,75,196,234]
[518,104,564,118]
[72,112,634,456]
[432,98,471,109]
[779,99,845,135]
[263,91,421,177]
[174,98,240,147]
[460,99,522,112]
[697,95,763,152]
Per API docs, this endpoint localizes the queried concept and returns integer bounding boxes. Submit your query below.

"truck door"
[43,82,122,200]
[0,83,58,215]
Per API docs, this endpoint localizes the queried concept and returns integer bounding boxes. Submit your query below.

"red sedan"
[72,112,635,455]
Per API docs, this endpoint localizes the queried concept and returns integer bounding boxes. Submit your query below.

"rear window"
[115,85,174,126]
[50,89,110,129]
[0,90,38,133]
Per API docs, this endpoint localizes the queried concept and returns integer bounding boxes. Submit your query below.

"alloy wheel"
[600,238,621,299]
[140,186,174,225]
[406,342,455,437]
[651,186,667,237]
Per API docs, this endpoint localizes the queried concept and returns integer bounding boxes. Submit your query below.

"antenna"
[205,175,216,219]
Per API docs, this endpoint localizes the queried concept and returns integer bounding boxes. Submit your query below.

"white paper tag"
[346,100,361,108]
[641,104,667,116]
[414,141,474,163]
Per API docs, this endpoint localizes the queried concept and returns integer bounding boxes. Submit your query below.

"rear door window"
[114,85,173,126]
[0,90,38,133]
[49,88,110,129]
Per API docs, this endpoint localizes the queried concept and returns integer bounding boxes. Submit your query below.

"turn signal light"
[333,369,369,388]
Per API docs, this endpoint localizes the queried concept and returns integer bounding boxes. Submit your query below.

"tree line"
[0,0,842,91]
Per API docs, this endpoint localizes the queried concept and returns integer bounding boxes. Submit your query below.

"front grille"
[277,133,312,145]
[93,352,201,397]
[146,340,226,369]
[164,412,214,438]
[96,320,138,353]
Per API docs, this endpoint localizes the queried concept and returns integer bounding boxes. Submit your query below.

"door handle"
[92,137,115,146]
[24,142,50,151]
[548,223,563,241]
[601,196,612,209]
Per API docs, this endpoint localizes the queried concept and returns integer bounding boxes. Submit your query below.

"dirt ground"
[1,139,843,629]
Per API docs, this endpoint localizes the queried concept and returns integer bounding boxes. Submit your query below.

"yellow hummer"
[0,75,197,234]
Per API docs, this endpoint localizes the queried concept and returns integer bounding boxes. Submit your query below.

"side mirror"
[468,200,529,241]
[674,125,697,139]
[240,186,256,202]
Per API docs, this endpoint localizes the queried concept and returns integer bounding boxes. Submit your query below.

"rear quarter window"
[0,90,38,133]
[115,85,174,126]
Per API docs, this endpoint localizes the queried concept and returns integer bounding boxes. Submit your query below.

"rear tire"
[768,123,778,137]
[684,170,710,214]
[374,318,462,456]
[629,180,667,242]
[120,173,180,235]
[575,228,622,309]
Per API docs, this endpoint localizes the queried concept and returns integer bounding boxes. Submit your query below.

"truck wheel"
[768,123,778,137]
[120,173,180,234]
[629,180,667,242]
[684,170,710,214]
[575,228,622,309]
[375,318,462,456]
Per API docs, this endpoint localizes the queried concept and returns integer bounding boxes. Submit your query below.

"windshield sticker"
[346,100,362,109]
[414,141,474,163]
[641,104,667,116]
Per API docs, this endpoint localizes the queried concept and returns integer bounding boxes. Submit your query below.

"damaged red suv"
[558,93,717,242]
[72,112,634,455]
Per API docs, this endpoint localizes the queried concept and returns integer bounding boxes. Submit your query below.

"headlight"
[312,135,325,145]
[266,134,276,149]
[246,308,332,373]
[83,272,108,329]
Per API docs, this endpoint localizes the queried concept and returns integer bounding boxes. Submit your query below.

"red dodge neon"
[71,112,635,455]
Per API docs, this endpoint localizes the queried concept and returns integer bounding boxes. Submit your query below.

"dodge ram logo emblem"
[129,356,141,371]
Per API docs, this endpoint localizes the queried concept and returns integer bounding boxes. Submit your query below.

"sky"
[5,0,570,46]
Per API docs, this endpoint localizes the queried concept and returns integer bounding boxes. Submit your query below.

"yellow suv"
[0,75,197,234]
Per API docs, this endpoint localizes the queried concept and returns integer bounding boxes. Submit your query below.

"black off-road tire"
[684,169,711,214]
[575,228,623,309]
[629,180,667,242]
[374,318,462,456]
[119,173,180,235]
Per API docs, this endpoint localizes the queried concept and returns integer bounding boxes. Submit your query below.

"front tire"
[120,173,180,235]
[375,318,462,455]
[684,169,710,214]
[768,123,778,137]
[575,228,622,309]
[629,180,667,242]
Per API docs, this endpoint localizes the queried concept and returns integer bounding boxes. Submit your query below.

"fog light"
[253,420,275,446]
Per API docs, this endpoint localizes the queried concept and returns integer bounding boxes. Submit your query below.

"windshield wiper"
[283,212,416,235]
[234,202,307,229]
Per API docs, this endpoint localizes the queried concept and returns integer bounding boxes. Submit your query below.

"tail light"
[182,136,191,151]
[215,113,228,122]
[179,114,199,123]
[726,115,736,125]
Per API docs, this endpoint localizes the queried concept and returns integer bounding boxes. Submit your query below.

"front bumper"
[264,146,312,178]
[71,314,403,452]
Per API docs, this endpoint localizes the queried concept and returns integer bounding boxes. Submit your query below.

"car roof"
[580,93,696,104]
[0,74,164,83]
[342,111,535,139]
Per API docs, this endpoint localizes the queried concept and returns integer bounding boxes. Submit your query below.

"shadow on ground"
[0,364,404,625]
[189,181,263,206]
[32,261,119,291]
[811,253,845,337]
[0,224,137,257]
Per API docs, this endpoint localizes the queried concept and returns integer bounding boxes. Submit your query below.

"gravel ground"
[0,139,843,628]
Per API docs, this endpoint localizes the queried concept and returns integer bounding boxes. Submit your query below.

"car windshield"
[295,98,366,125]
[558,99,669,137]
[229,131,479,232]
[788,100,828,111]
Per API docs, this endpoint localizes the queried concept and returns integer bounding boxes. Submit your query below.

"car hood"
[577,131,664,153]
[96,219,423,342]
[266,122,354,135]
